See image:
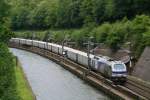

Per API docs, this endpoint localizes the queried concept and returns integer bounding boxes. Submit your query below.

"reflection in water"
[10,48,110,100]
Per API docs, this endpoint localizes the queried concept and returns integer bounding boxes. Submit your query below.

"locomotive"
[10,38,127,82]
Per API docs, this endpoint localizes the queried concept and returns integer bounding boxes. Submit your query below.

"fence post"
[15,56,18,66]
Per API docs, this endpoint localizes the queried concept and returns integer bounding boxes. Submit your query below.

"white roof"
[47,42,94,58]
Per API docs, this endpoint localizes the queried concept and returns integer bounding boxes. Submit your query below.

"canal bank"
[10,48,110,100]
[14,57,36,100]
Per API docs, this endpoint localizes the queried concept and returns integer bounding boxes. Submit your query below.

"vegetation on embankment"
[0,44,20,100]
[14,58,35,100]
[14,15,150,58]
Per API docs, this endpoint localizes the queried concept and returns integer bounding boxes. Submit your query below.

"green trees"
[56,0,83,28]
[9,0,150,30]
[133,0,150,15]
[112,0,133,19]
[0,0,12,43]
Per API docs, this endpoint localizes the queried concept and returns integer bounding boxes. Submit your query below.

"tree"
[113,0,133,19]
[79,0,95,25]
[92,23,111,43]
[133,0,150,15]
[104,0,115,20]
[56,0,82,28]
[0,0,13,43]
[92,0,106,23]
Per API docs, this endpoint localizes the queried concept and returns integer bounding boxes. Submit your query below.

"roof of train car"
[48,42,94,58]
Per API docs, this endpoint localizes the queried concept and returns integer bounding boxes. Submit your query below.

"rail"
[125,76,150,99]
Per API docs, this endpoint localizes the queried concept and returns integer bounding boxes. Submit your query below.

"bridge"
[9,39,150,100]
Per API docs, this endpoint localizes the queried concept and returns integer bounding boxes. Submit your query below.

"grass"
[15,60,35,100]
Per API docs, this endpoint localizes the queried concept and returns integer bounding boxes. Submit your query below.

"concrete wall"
[132,47,150,82]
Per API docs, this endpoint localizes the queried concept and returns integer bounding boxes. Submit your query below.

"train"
[10,38,127,83]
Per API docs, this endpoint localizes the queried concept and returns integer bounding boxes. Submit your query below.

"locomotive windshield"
[114,64,125,70]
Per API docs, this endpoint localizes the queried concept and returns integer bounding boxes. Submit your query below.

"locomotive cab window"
[114,64,125,70]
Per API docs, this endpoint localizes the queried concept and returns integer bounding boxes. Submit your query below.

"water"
[10,48,110,100]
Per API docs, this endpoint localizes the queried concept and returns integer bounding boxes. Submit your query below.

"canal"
[10,48,110,100]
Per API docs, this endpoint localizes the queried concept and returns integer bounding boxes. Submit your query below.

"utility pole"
[61,34,71,56]
[87,40,91,72]
[128,42,132,74]
[45,38,50,55]
[126,42,132,67]
[84,37,104,73]
[62,35,68,59]
[62,39,65,56]
[46,38,50,50]
[83,36,94,72]
[126,42,133,74]
[49,37,53,52]
[32,32,35,50]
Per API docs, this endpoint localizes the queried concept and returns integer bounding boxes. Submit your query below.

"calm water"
[10,48,110,100]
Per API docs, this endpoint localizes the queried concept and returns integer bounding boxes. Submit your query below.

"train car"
[25,39,32,45]
[38,41,46,49]
[51,44,59,54]
[47,43,52,51]
[33,40,40,47]
[91,56,127,82]
[65,47,93,67]
[11,38,20,43]
[20,38,26,44]
[65,47,79,62]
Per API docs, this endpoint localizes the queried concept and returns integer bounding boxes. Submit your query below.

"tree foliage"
[9,0,150,30]
[0,0,13,43]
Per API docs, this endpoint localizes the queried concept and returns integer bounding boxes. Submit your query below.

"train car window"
[114,64,124,70]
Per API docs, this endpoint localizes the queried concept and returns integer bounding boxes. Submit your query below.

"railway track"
[9,42,150,100]
[125,76,150,100]
[89,71,148,100]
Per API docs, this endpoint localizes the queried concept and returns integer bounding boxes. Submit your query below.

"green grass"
[15,62,35,100]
